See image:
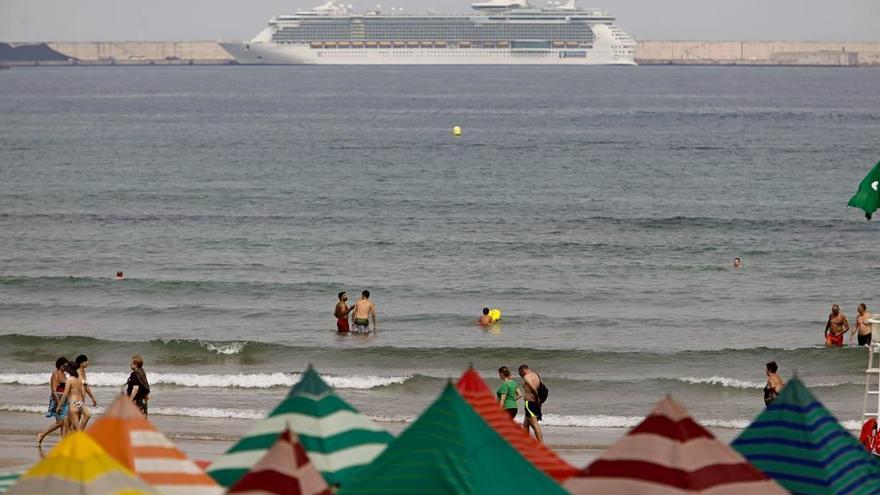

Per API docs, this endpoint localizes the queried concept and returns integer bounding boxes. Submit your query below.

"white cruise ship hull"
[221,42,635,65]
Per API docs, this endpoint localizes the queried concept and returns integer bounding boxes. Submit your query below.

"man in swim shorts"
[351,290,377,334]
[825,304,850,347]
[334,292,354,333]
[518,364,544,443]
[854,303,874,346]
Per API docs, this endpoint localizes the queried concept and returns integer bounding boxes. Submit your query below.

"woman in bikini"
[57,365,86,432]
[37,357,68,446]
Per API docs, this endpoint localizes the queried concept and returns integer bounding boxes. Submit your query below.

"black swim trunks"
[505,408,517,419]
[525,400,542,421]
[859,333,873,346]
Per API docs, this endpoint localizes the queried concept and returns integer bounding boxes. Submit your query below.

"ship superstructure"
[221,0,636,65]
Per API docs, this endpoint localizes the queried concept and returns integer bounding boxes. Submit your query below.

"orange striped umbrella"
[88,394,223,495]
[456,368,578,481]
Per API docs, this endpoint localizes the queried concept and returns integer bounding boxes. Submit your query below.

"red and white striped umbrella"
[228,427,331,495]
[564,396,788,495]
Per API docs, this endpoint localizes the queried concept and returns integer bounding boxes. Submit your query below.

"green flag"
[848,161,880,220]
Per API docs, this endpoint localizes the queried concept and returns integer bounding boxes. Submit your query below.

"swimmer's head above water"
[115,271,125,280]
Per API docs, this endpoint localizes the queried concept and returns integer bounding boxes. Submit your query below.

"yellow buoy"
[489,308,501,322]
[452,125,462,137]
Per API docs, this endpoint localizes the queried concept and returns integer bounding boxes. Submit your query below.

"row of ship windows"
[315,50,576,57]
[302,41,586,49]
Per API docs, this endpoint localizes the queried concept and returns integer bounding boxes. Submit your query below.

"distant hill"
[0,42,70,62]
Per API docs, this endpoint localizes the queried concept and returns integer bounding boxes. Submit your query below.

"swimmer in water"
[854,303,873,346]
[479,307,494,326]
[115,271,125,280]
[334,292,354,333]
[763,361,784,407]
[733,257,742,269]
[824,304,850,347]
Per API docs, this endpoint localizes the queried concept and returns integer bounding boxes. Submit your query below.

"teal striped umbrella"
[732,377,880,494]
[208,365,393,488]
[0,470,23,494]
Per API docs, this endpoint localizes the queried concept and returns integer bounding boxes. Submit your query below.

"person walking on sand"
[854,303,874,346]
[825,304,850,347]
[764,361,784,407]
[126,355,150,416]
[497,366,521,419]
[334,291,355,333]
[57,365,85,432]
[351,290,377,334]
[518,364,545,443]
[73,355,98,429]
[37,357,68,446]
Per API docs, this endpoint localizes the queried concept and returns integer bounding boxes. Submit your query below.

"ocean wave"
[0,372,412,390]
[675,376,850,390]
[0,404,266,420]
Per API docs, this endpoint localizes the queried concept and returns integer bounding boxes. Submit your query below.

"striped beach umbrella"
[5,431,159,495]
[565,396,788,494]
[732,377,880,494]
[208,365,392,488]
[0,470,23,494]
[456,367,578,481]
[228,428,331,495]
[338,382,568,495]
[87,394,223,495]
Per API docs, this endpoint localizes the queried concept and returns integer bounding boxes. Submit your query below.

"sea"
[1,65,879,453]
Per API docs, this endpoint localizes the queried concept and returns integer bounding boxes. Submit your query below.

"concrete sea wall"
[2,41,879,66]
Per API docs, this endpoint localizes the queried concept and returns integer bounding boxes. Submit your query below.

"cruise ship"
[221,0,636,65]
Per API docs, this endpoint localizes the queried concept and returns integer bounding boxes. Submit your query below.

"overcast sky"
[2,0,878,42]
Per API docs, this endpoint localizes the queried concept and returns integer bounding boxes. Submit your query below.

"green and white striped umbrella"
[0,470,23,494]
[208,365,392,488]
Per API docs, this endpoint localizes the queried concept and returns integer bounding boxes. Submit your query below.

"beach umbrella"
[87,394,223,495]
[5,431,159,495]
[847,161,880,220]
[338,382,569,495]
[455,367,578,481]
[227,427,331,495]
[208,365,392,488]
[0,470,23,494]
[732,377,880,494]
[565,396,788,494]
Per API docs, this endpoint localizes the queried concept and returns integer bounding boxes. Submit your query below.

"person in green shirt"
[496,366,522,419]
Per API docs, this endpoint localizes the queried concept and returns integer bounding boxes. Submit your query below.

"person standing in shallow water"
[854,303,874,346]
[824,304,850,347]
[497,367,521,419]
[764,361,784,407]
[334,291,354,333]
[351,290,377,334]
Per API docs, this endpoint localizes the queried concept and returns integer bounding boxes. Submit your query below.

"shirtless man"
[825,304,850,347]
[334,292,354,333]
[854,303,874,346]
[518,364,544,443]
[351,290,377,334]
[478,307,494,326]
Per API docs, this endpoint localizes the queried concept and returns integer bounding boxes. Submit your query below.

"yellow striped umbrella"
[6,431,159,495]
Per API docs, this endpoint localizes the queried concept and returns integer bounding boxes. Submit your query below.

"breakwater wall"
[2,41,879,66]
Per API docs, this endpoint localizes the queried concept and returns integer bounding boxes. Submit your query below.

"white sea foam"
[541,414,644,428]
[677,376,848,390]
[200,341,248,355]
[677,376,765,389]
[0,372,411,390]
